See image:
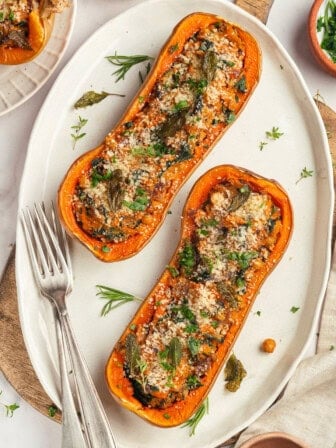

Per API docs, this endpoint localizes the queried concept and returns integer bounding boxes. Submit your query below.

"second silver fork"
[21,203,117,448]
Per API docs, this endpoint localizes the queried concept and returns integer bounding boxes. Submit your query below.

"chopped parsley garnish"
[169,43,179,53]
[259,141,268,151]
[235,75,247,93]
[224,108,236,124]
[188,337,201,357]
[0,391,19,418]
[123,188,149,211]
[290,306,300,313]
[266,126,284,140]
[226,251,258,270]
[179,242,196,275]
[173,100,189,112]
[48,405,58,418]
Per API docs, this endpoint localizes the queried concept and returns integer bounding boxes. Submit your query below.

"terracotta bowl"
[308,0,336,77]
[239,432,311,448]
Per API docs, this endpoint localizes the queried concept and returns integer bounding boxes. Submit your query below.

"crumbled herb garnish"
[235,75,247,93]
[226,251,258,270]
[123,187,149,211]
[330,345,335,351]
[96,285,142,316]
[223,108,236,124]
[255,310,261,316]
[166,265,179,277]
[173,100,189,112]
[0,12,4,22]
[163,413,171,419]
[179,241,196,275]
[266,126,284,140]
[101,245,110,253]
[188,337,201,357]
[186,375,202,389]
[169,43,179,53]
[0,391,19,417]
[181,398,209,436]
[259,141,268,151]
[106,53,153,82]
[71,116,88,149]
[317,0,336,63]
[296,167,314,184]
[74,90,125,109]
[290,306,300,313]
[8,9,15,21]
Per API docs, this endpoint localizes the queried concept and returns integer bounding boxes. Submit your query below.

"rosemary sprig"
[96,285,142,316]
[106,53,154,82]
[181,398,209,436]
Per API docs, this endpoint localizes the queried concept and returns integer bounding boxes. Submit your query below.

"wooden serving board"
[0,0,335,440]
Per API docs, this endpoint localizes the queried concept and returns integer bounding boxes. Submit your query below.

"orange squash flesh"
[105,165,293,427]
[0,9,54,65]
[58,12,262,262]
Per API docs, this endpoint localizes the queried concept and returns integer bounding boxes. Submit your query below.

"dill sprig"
[106,53,154,82]
[181,398,209,436]
[96,285,142,316]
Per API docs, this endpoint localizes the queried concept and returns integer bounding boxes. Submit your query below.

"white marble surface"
[1,0,336,446]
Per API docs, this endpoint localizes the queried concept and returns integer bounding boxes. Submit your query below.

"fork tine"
[51,201,72,272]
[35,203,69,278]
[21,209,45,279]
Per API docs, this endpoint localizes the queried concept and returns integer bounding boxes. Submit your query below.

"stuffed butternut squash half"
[105,165,293,427]
[0,0,69,65]
[58,12,262,262]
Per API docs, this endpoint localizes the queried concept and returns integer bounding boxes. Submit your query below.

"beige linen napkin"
[235,246,336,448]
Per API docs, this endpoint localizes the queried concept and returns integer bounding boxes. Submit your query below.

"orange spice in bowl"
[308,0,336,77]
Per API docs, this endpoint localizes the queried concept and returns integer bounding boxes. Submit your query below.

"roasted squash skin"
[58,12,262,262]
[105,165,293,427]
[0,9,54,65]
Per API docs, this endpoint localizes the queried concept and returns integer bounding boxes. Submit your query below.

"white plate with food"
[16,0,333,447]
[0,0,76,117]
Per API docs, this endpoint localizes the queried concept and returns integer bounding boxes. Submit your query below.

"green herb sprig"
[0,391,19,417]
[96,285,142,316]
[265,126,284,140]
[296,167,314,184]
[106,53,154,82]
[181,398,209,436]
[71,116,88,149]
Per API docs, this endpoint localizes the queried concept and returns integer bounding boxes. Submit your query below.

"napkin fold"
[235,245,336,448]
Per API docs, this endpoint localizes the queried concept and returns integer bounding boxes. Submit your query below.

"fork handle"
[59,311,117,448]
[55,313,89,448]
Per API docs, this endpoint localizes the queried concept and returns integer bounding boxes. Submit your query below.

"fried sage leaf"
[167,337,182,369]
[203,50,217,83]
[74,90,125,109]
[224,353,247,392]
[125,334,141,376]
[157,108,189,140]
[216,282,239,309]
[107,169,125,211]
[227,185,250,212]
[6,30,32,50]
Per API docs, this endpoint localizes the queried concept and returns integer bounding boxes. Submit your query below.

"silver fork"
[21,203,117,448]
